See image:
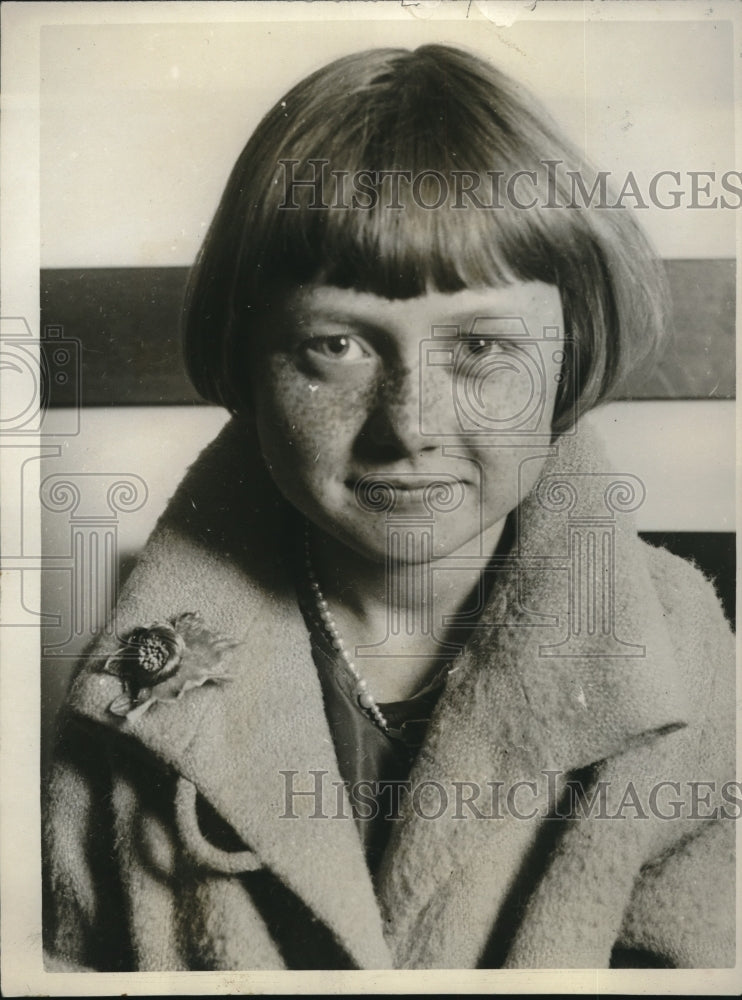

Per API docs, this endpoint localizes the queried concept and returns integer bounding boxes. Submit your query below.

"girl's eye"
[462,337,510,356]
[305,335,370,362]
[465,338,494,356]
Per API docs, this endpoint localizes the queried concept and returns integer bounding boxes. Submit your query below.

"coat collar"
[65,416,690,968]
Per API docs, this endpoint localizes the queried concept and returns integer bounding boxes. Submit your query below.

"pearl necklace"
[303,526,389,732]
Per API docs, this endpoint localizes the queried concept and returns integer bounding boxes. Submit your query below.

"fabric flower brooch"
[103,612,238,722]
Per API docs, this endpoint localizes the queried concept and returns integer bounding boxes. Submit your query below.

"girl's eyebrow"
[447,312,505,328]
[299,309,362,324]
[439,314,524,340]
[295,304,357,321]
[294,307,384,333]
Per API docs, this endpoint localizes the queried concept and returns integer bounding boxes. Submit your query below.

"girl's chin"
[311,518,490,566]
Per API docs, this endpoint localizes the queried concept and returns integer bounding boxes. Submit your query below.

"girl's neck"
[302,518,509,697]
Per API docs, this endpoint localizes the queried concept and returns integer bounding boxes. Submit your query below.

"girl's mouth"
[347,475,468,510]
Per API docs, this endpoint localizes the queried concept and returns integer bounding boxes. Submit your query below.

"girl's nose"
[359,363,449,461]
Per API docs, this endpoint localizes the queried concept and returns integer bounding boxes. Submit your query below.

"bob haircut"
[183,44,667,433]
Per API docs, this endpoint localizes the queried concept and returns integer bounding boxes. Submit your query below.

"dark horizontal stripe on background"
[39,260,735,407]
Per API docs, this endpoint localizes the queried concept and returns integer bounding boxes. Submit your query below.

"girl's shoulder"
[640,538,735,719]
[640,537,733,635]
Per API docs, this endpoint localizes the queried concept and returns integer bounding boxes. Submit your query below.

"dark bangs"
[265,160,563,301]
[184,45,667,427]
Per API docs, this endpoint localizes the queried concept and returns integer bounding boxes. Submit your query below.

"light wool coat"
[43,418,736,971]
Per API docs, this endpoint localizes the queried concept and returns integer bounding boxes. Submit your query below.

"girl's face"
[248,281,565,563]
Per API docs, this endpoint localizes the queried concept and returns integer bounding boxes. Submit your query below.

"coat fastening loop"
[174,775,263,874]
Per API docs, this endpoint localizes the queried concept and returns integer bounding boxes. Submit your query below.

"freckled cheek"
[421,378,452,421]
[468,370,559,515]
[253,364,374,471]
[470,353,561,430]
[474,449,549,518]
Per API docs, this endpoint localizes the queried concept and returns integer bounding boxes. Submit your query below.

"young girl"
[43,44,735,971]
